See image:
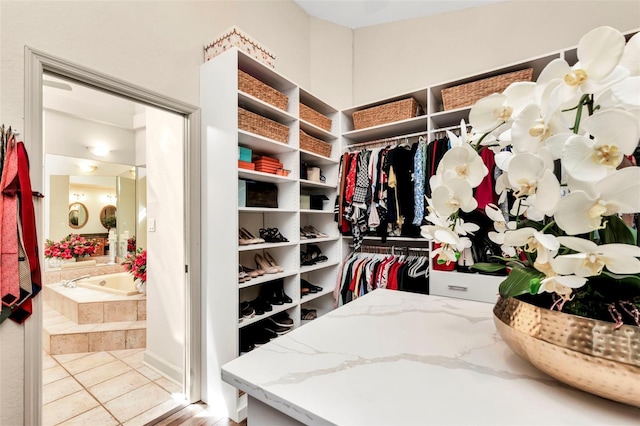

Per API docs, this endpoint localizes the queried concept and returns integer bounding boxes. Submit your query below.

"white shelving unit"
[201,48,341,422]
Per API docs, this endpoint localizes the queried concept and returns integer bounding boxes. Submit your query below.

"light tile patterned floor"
[43,349,184,426]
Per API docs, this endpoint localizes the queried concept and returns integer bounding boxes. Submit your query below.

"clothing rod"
[347,123,472,150]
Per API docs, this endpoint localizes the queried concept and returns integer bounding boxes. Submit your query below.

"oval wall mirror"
[68,202,88,229]
[100,205,117,230]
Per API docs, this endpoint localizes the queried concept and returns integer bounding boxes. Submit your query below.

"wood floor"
[147,402,247,426]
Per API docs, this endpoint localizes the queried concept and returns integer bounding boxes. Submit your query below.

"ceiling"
[295,0,504,29]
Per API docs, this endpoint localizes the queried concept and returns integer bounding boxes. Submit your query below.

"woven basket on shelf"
[441,68,534,111]
[352,98,421,130]
[300,130,331,158]
[299,103,332,132]
[238,70,288,111]
[238,108,289,143]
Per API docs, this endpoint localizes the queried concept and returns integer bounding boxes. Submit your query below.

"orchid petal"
[503,82,536,115]
[599,243,640,258]
[583,109,640,155]
[552,275,588,288]
[601,255,640,274]
[544,132,572,160]
[503,227,534,246]
[511,104,544,154]
[433,228,460,245]
[555,191,601,235]
[534,231,560,251]
[485,203,506,223]
[507,153,543,189]
[620,32,640,76]
[577,26,625,80]
[563,135,609,182]
[557,236,597,253]
[611,76,640,107]
[537,59,570,85]
[469,93,508,132]
[535,169,560,215]
[550,254,583,276]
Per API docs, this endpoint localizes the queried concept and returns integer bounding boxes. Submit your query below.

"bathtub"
[77,272,140,296]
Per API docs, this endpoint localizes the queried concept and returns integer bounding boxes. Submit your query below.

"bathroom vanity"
[221,289,640,425]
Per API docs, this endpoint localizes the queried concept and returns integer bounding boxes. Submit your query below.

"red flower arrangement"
[122,248,147,283]
[44,234,97,259]
[127,235,136,253]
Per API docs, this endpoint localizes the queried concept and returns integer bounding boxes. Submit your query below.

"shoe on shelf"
[240,227,265,244]
[301,308,317,320]
[249,296,272,316]
[259,228,289,243]
[273,279,292,304]
[240,301,255,319]
[239,266,251,283]
[307,244,328,263]
[264,252,284,272]
[241,265,260,278]
[264,318,291,335]
[303,225,328,238]
[251,325,277,346]
[255,253,279,274]
[300,227,316,239]
[239,230,253,246]
[239,329,256,353]
[301,278,322,293]
[260,281,284,306]
[272,312,294,327]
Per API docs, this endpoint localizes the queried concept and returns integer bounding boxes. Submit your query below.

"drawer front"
[430,271,502,303]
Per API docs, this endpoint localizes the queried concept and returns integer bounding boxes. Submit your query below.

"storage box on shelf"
[300,130,332,158]
[238,107,290,144]
[441,68,533,111]
[238,69,288,111]
[352,97,423,130]
[300,103,332,132]
[204,25,276,68]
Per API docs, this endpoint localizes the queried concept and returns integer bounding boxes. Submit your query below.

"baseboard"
[143,349,184,386]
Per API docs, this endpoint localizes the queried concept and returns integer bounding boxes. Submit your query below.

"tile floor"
[43,348,184,425]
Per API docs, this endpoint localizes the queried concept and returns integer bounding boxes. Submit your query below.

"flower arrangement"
[422,26,640,327]
[44,234,97,259]
[122,248,146,283]
[127,235,136,253]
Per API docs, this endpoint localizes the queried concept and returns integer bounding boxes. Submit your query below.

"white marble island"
[222,289,640,425]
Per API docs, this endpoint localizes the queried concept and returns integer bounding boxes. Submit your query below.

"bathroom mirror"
[68,202,88,228]
[100,205,117,229]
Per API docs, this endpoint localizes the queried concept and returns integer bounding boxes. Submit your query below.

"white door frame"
[23,47,201,425]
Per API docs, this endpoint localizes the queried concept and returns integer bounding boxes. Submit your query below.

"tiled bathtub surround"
[44,261,127,285]
[42,349,184,425]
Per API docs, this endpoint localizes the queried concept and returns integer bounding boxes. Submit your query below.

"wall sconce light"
[72,193,85,201]
[88,145,110,157]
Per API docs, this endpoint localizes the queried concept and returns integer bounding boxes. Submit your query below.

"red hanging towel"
[9,142,43,324]
[0,135,20,307]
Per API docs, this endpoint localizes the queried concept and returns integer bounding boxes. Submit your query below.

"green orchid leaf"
[601,214,636,245]
[600,271,640,290]
[498,266,545,298]
[470,262,507,273]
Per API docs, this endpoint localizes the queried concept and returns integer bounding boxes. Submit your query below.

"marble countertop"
[222,289,640,425]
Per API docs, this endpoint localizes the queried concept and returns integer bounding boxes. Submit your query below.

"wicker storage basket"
[300,130,331,158]
[238,108,290,143]
[442,68,533,111]
[238,70,288,111]
[299,103,332,132]
[352,98,421,130]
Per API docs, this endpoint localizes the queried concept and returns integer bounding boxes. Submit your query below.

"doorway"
[24,48,201,425]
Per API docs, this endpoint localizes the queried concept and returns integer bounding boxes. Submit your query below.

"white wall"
[143,106,186,383]
[352,0,640,105]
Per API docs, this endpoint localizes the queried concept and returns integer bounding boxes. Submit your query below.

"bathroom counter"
[221,289,640,425]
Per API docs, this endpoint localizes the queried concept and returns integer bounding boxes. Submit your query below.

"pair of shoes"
[259,228,289,243]
[272,311,294,327]
[239,265,252,283]
[255,252,283,274]
[240,323,278,352]
[301,245,328,266]
[301,308,317,320]
[249,296,273,316]
[265,317,293,335]
[239,227,265,245]
[260,279,292,306]
[301,279,323,296]
[301,225,328,238]
[239,301,255,323]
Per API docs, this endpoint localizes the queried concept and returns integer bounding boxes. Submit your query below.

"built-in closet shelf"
[299,287,334,304]
[238,169,296,183]
[430,107,472,129]
[344,235,430,243]
[300,236,340,245]
[238,241,298,252]
[342,115,428,143]
[300,150,338,165]
[238,270,298,289]
[238,91,297,124]
[300,120,337,141]
[300,179,337,189]
[239,207,297,213]
[300,260,339,274]
[238,130,295,154]
[238,301,297,329]
[299,209,334,215]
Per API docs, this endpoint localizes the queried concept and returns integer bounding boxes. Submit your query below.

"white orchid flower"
[560,109,640,182]
[538,275,588,300]
[485,204,517,257]
[555,167,640,235]
[503,227,560,265]
[469,82,535,133]
[421,216,472,265]
[446,119,471,149]
[436,144,489,188]
[507,153,561,216]
[542,27,629,114]
[552,236,640,277]
[431,178,478,217]
[510,103,568,154]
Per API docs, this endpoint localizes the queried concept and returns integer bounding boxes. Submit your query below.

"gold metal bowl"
[493,296,640,407]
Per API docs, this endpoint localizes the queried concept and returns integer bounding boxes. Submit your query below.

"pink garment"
[1,136,20,306]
